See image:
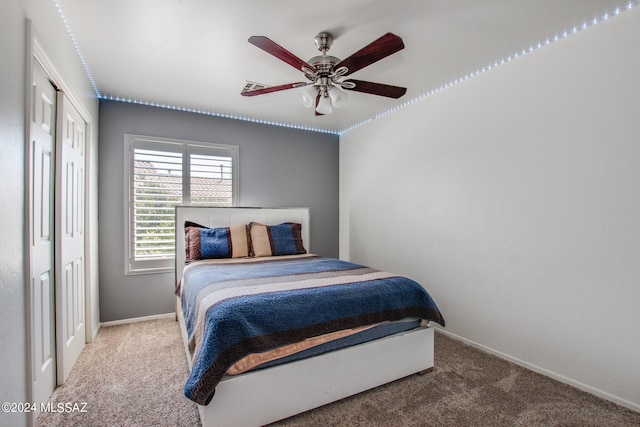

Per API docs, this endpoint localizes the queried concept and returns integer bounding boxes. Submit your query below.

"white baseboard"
[101,312,175,327]
[91,324,101,341]
[435,328,640,413]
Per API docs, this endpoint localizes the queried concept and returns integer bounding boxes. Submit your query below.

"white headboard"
[175,206,310,283]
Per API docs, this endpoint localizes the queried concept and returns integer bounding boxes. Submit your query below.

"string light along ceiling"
[53,0,640,136]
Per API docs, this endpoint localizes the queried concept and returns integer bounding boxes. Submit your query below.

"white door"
[55,93,86,384]
[31,61,57,407]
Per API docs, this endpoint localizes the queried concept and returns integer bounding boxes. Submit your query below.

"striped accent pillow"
[249,222,307,257]
[184,222,249,262]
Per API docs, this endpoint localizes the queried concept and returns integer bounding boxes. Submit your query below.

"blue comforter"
[180,255,445,405]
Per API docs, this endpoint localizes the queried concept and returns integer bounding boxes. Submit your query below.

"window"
[124,134,238,274]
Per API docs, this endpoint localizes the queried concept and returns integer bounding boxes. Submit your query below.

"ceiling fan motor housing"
[308,55,340,74]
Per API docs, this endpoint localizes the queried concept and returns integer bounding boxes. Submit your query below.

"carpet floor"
[37,317,639,427]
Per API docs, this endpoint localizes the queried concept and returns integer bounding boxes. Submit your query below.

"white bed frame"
[175,206,434,427]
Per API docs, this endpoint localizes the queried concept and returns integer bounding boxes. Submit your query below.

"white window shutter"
[125,134,238,274]
[133,148,183,259]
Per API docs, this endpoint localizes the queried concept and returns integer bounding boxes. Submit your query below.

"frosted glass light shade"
[328,87,348,108]
[316,94,332,114]
[300,86,316,108]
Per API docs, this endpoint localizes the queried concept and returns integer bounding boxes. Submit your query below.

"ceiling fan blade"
[335,33,404,76]
[241,82,308,97]
[248,36,315,72]
[342,79,407,98]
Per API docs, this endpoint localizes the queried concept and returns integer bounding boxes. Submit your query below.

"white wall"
[30,0,102,343]
[0,2,30,426]
[340,7,640,411]
[0,1,99,425]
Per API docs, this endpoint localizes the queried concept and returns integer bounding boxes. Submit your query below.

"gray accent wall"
[98,101,339,322]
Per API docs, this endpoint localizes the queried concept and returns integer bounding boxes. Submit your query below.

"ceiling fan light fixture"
[316,92,332,115]
[328,86,347,108]
[300,86,316,108]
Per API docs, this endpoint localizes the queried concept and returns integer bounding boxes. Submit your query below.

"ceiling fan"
[241,32,407,115]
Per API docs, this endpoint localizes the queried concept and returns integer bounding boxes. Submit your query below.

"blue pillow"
[184,222,249,262]
[199,227,231,259]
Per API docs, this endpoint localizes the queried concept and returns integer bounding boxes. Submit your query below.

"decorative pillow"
[184,221,249,262]
[249,222,307,257]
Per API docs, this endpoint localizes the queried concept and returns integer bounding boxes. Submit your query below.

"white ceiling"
[56,0,635,133]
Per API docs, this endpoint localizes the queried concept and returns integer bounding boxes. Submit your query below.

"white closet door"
[55,92,86,384]
[31,60,57,406]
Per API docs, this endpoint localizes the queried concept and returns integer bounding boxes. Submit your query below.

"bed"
[175,206,445,427]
